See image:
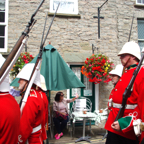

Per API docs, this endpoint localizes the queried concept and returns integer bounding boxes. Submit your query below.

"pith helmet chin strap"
[122,56,131,75]
[20,82,28,96]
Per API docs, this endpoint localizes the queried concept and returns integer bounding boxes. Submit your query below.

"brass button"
[120,79,122,81]
[115,89,117,91]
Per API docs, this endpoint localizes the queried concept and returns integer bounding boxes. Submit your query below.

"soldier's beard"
[19,81,27,92]
[111,79,118,85]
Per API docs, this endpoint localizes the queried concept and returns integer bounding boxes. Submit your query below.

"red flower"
[85,61,88,64]
[89,79,94,82]
[81,54,114,84]
[96,74,102,78]
[88,72,92,76]
[92,66,102,72]
[103,73,107,76]
[25,60,29,64]
[23,55,26,59]
[101,59,105,64]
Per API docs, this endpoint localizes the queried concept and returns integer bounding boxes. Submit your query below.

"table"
[94,110,108,125]
[72,112,96,143]
[94,109,108,140]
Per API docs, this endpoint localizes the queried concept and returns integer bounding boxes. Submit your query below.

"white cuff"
[133,119,141,136]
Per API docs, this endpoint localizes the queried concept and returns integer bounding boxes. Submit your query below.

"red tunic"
[18,87,44,144]
[117,66,144,143]
[38,90,48,141]
[105,66,143,140]
[0,92,20,144]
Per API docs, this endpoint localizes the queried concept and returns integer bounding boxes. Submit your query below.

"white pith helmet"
[109,64,123,77]
[40,74,47,91]
[0,54,10,92]
[16,63,41,88]
[118,41,141,60]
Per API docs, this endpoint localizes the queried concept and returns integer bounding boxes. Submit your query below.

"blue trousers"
[53,116,69,134]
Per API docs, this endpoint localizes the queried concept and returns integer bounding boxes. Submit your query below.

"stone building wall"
[8,0,144,108]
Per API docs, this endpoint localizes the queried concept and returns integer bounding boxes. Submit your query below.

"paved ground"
[47,123,106,144]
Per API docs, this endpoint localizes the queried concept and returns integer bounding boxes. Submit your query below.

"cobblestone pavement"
[48,138,106,144]
[48,123,106,144]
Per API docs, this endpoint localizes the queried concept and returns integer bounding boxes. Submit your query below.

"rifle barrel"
[0,0,45,84]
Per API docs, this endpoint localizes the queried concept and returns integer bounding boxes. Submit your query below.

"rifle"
[115,13,136,121]
[141,138,144,144]
[115,51,144,121]
[20,3,60,113]
[128,13,134,42]
[0,0,45,84]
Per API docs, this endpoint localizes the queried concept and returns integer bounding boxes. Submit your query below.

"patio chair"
[51,108,73,139]
[67,109,73,138]
[71,97,92,137]
[48,104,53,139]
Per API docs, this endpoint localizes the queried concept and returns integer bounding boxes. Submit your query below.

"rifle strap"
[131,65,143,92]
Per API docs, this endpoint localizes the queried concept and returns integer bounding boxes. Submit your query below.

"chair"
[73,98,86,112]
[71,97,92,137]
[67,109,73,138]
[72,97,92,112]
[71,97,92,112]
[48,104,53,139]
[51,107,73,139]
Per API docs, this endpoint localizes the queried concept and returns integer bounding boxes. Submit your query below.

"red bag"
[55,111,68,120]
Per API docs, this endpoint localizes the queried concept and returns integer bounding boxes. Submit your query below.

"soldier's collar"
[20,88,35,96]
[126,64,138,70]
[20,91,25,97]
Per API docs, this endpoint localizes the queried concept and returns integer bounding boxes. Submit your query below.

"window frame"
[137,19,144,51]
[50,0,78,15]
[136,0,144,5]
[0,0,8,52]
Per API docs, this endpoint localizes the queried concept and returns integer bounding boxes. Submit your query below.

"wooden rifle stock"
[115,52,144,121]
[0,0,45,84]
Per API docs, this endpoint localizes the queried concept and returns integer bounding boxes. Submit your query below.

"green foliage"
[10,52,34,78]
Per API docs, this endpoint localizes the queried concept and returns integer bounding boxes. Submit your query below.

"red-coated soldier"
[105,41,142,144]
[109,44,144,143]
[17,63,46,144]
[0,54,20,144]
[38,75,49,141]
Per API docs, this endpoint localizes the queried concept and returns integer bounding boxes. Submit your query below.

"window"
[137,20,144,51]
[71,66,93,97]
[50,0,78,14]
[69,65,95,112]
[0,0,8,52]
[136,0,144,5]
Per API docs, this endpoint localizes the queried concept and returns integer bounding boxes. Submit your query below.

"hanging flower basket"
[10,52,34,79]
[81,54,114,84]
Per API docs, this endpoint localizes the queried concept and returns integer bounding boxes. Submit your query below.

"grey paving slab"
[47,125,106,144]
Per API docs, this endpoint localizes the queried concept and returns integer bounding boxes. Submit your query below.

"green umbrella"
[10,56,37,87]
[11,44,85,90]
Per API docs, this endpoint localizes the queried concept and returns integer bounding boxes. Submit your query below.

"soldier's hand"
[111,121,121,131]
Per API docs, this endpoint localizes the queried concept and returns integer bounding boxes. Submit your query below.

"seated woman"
[53,91,78,140]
